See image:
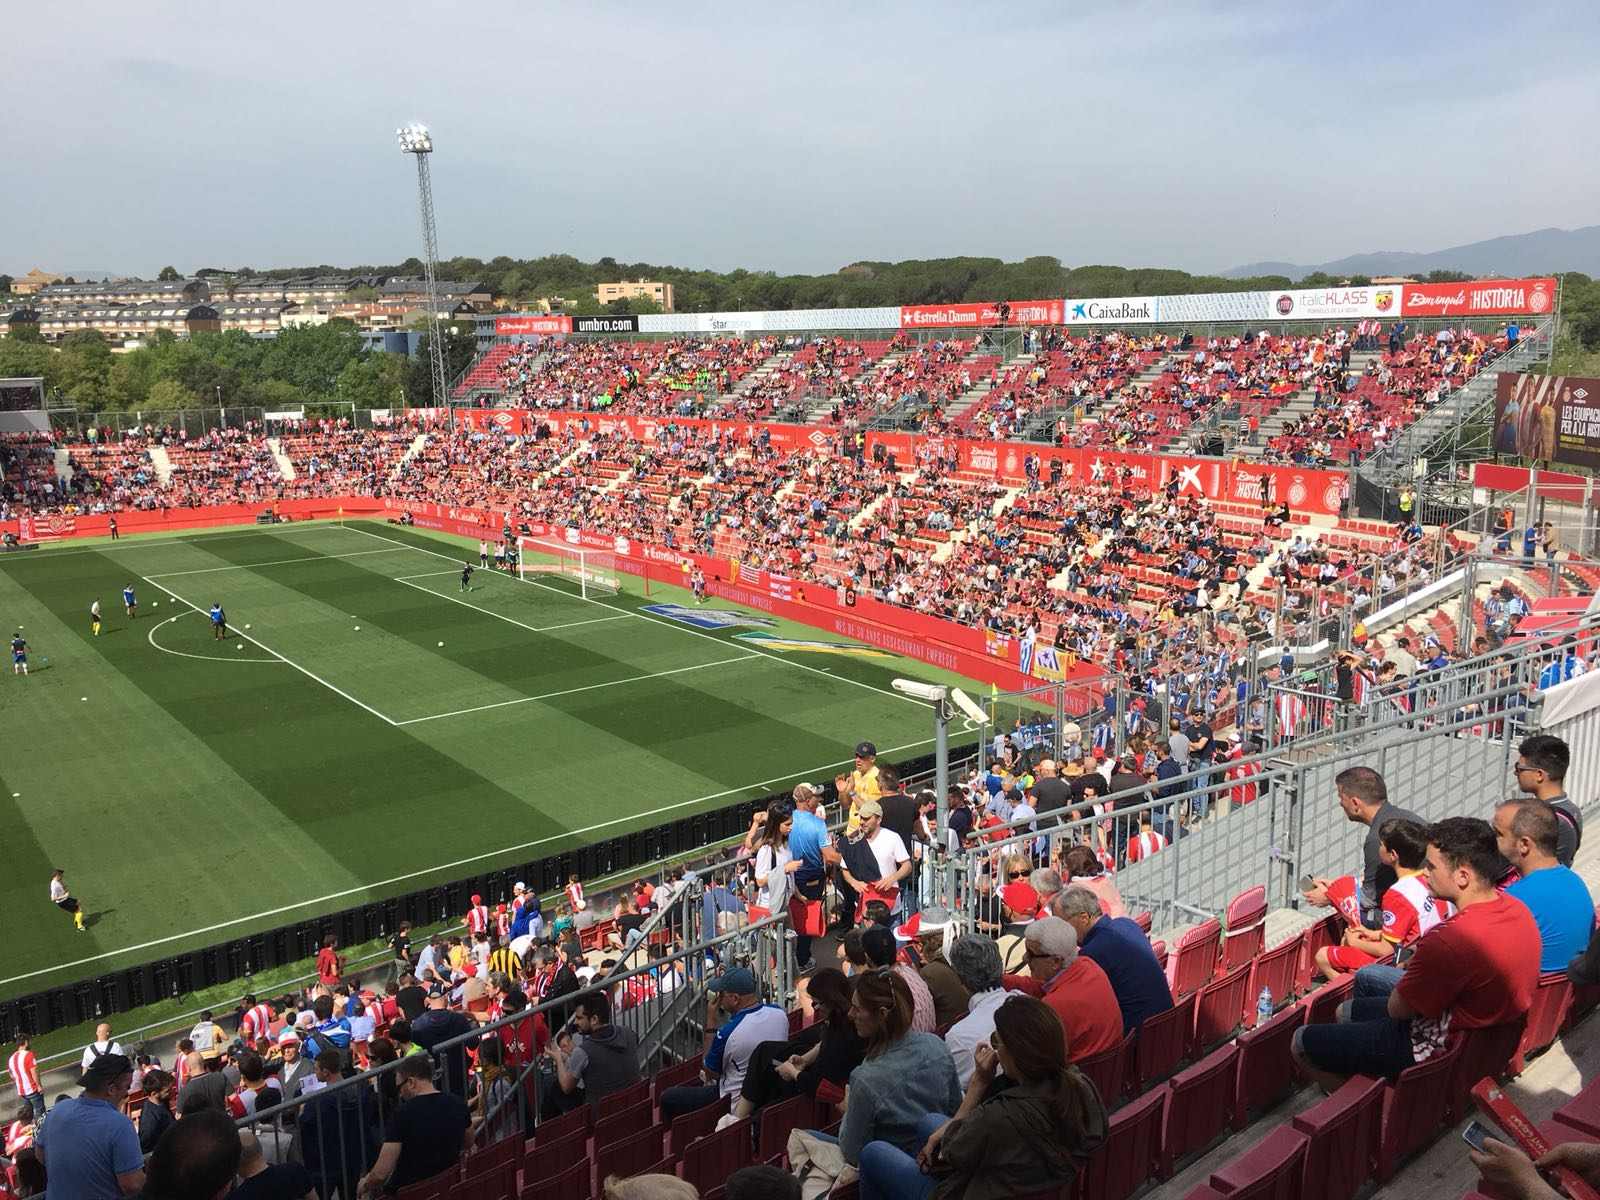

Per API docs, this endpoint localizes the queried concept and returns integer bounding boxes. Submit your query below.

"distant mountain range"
[1223,225,1600,281]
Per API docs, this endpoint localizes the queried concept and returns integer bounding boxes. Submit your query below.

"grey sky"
[6,0,1598,280]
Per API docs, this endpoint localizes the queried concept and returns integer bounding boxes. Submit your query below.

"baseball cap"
[277,1029,301,1045]
[856,799,883,819]
[79,1051,133,1088]
[470,893,482,905]
[708,966,757,994]
[513,881,526,892]
[854,741,877,758]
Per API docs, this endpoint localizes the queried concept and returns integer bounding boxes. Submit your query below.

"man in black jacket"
[409,991,477,1099]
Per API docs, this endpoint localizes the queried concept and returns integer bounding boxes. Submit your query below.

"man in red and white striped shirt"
[7,1035,43,1119]
[1126,814,1169,864]
[237,996,275,1048]
[464,894,489,936]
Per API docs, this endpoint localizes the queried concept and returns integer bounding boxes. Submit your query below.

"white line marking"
[147,547,408,578]
[395,652,764,726]
[396,571,464,580]
[146,612,280,664]
[0,734,940,989]
[390,576,630,635]
[343,524,930,710]
[139,576,401,727]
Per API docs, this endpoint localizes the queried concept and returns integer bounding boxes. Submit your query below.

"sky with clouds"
[5,0,1598,279]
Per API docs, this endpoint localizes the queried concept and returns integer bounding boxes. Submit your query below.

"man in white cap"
[274,1029,315,1101]
[896,908,969,1029]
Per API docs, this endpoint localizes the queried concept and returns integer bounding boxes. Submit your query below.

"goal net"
[517,536,620,599]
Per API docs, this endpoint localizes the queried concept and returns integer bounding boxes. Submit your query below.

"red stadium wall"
[6,498,386,540]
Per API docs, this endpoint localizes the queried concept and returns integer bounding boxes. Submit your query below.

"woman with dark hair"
[754,801,797,915]
[810,970,959,1171]
[1060,843,1126,918]
[733,968,866,1118]
[858,993,1107,1198]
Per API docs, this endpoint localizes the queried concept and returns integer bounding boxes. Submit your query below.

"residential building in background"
[11,269,63,295]
[594,278,675,312]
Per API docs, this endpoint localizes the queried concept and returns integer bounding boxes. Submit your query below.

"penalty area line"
[0,734,940,992]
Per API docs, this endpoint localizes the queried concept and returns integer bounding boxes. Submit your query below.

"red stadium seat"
[1302,975,1354,1028]
[594,1098,655,1151]
[1220,886,1268,974]
[1170,919,1223,1000]
[1376,1037,1464,1181]
[1207,1124,1309,1200]
[1076,1030,1132,1111]
[1072,1086,1168,1200]
[680,1117,753,1191]
[1249,934,1302,1012]
[1513,972,1573,1074]
[594,1128,668,1186]
[533,1104,591,1147]
[1194,963,1253,1051]
[1234,1003,1306,1128]
[757,1092,819,1163]
[522,1130,588,1186]
[1163,1043,1241,1175]
[1135,992,1196,1093]
[518,1158,589,1200]
[595,1079,652,1121]
[1290,1074,1384,1200]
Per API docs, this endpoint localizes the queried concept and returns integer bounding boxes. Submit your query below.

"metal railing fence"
[240,913,793,1170]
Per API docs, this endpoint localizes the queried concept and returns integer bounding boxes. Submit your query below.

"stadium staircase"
[265,437,297,482]
[147,444,174,485]
[945,350,1030,426]
[392,432,430,480]
[1357,323,1551,488]
[52,447,72,487]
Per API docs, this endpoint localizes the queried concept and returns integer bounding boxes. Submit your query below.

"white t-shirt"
[755,844,793,911]
[865,828,910,882]
[81,1040,125,1073]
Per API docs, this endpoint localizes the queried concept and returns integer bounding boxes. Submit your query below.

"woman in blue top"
[833,969,960,1169]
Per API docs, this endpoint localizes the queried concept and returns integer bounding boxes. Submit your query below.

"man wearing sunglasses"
[1002,917,1122,1063]
[1512,735,1582,866]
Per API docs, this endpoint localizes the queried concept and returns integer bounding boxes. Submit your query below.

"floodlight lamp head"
[396,123,433,154]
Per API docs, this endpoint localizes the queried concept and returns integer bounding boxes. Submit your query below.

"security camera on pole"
[892,679,988,898]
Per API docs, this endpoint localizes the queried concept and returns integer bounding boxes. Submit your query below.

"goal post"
[517,536,621,599]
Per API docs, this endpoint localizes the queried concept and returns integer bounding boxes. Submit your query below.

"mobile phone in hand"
[1298,873,1316,893]
[1461,1119,1495,1153]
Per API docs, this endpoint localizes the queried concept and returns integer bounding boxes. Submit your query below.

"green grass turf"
[0,518,991,1001]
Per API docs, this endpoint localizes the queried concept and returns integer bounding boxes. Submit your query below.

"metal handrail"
[239,912,793,1155]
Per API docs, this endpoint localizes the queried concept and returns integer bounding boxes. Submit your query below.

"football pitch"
[0,519,983,1000]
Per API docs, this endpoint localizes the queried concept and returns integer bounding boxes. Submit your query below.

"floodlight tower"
[396,123,449,411]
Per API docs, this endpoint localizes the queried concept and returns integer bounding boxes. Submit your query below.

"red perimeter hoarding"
[899,299,1064,329]
[1401,277,1557,318]
[494,315,572,336]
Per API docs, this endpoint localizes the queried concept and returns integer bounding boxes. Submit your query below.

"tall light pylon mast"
[397,123,448,411]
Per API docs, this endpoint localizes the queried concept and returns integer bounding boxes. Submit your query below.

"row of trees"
[0,320,476,416]
[191,253,1484,315]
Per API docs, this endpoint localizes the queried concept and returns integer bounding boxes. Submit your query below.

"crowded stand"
[1261,323,1511,466]
[13,725,1599,1200]
[0,409,1559,707]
